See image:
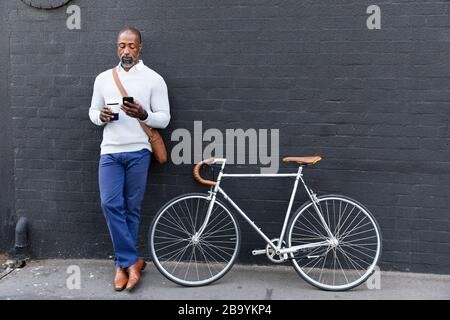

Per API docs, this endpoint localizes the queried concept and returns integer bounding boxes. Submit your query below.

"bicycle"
[149,156,382,291]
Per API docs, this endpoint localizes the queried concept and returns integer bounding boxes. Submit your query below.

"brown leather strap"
[193,158,216,187]
[111,68,150,133]
[112,68,128,97]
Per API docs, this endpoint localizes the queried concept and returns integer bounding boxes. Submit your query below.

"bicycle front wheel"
[149,193,241,286]
[287,194,382,291]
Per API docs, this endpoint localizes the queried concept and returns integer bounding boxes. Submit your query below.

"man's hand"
[121,100,146,119]
[100,106,115,123]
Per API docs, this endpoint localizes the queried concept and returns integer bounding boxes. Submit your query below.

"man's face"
[117,32,142,69]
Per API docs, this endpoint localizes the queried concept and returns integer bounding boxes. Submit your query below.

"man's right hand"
[100,106,115,123]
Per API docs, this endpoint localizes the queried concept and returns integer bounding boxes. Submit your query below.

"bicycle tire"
[149,193,241,287]
[287,194,382,291]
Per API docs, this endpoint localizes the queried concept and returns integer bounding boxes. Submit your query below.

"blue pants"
[98,149,151,268]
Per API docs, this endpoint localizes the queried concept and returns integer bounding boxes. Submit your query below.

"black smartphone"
[123,96,134,104]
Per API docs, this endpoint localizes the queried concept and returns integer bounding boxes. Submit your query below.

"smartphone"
[123,96,134,104]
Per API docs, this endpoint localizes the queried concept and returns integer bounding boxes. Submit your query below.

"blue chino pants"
[98,149,151,268]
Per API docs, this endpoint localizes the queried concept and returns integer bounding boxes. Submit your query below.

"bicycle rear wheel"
[287,194,382,291]
[149,193,241,286]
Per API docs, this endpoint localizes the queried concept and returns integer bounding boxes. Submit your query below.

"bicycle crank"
[266,239,288,263]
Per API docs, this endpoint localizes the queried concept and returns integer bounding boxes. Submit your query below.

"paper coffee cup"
[106,99,120,121]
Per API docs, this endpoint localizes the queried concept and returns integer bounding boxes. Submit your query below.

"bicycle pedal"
[252,249,266,256]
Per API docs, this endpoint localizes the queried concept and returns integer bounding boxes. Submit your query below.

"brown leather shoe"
[114,267,128,291]
[125,258,147,292]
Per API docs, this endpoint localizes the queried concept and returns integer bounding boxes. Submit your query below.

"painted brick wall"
[0,0,14,251]
[3,0,450,273]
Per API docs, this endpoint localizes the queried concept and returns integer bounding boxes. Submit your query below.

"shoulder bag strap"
[111,68,153,137]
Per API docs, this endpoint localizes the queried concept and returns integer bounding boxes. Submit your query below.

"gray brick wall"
[3,0,450,273]
[0,0,14,251]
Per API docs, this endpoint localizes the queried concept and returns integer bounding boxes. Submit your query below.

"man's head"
[117,27,142,70]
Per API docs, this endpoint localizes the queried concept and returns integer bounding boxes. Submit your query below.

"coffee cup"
[106,99,120,121]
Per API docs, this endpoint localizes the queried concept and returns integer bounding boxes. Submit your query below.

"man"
[89,27,170,291]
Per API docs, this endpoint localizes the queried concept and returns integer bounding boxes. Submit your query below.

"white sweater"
[89,60,170,155]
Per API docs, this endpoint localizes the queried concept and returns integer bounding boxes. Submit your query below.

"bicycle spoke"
[202,224,235,240]
[195,204,224,234]
[305,208,329,235]
[158,241,190,261]
[292,224,325,240]
[324,200,331,237]
[338,242,377,261]
[334,249,350,284]
[318,246,331,283]
[164,248,191,276]
[154,238,188,252]
[335,205,357,238]
[302,209,329,239]
[340,235,378,244]
[200,239,235,258]
[304,255,326,275]
[332,249,337,286]
[338,211,366,240]
[339,220,373,241]
[333,201,348,236]
[156,219,192,237]
[202,231,237,239]
[338,206,361,239]
[339,241,377,252]
[183,200,197,234]
[151,195,240,286]
[154,227,188,241]
[198,242,228,268]
[196,244,214,278]
[166,206,192,236]
[201,215,233,238]
[337,245,370,270]
[176,202,195,234]
[183,246,196,280]
[289,196,381,290]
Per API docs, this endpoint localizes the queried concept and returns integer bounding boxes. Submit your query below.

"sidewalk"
[0,259,448,300]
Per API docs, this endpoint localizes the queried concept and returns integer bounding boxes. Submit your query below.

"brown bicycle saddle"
[282,156,322,165]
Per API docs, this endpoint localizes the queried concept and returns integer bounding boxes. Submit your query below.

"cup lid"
[106,98,120,105]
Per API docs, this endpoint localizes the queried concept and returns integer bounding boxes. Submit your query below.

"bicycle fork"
[193,161,226,244]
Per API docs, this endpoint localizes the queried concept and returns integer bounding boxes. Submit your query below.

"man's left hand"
[121,100,146,119]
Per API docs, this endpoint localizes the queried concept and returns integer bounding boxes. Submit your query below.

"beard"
[120,54,137,69]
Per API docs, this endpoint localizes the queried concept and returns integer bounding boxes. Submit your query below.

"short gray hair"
[118,26,142,44]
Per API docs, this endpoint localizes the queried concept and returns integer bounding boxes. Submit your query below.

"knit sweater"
[89,60,170,155]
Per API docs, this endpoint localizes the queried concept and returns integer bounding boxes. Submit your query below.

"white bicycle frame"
[194,158,337,257]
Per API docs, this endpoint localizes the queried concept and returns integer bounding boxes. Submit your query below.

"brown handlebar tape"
[193,158,216,187]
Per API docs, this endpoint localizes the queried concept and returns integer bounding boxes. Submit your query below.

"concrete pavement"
[0,259,448,300]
